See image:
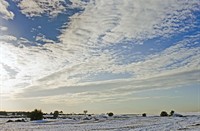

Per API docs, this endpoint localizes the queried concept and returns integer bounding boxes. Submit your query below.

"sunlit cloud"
[0,35,17,42]
[0,0,14,19]
[13,69,199,105]
[17,0,72,17]
[0,26,8,31]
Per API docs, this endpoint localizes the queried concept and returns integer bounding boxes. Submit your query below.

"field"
[0,113,200,131]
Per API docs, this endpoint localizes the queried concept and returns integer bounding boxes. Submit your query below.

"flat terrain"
[0,115,200,131]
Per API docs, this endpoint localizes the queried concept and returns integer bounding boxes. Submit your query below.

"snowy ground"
[0,114,200,131]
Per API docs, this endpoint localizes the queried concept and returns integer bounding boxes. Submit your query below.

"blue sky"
[0,0,199,114]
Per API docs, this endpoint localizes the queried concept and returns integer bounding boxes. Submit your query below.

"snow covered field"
[0,114,200,131]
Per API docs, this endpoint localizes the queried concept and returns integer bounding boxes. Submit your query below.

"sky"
[0,0,200,114]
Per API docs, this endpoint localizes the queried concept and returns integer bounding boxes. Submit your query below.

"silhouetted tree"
[107,112,114,117]
[0,111,7,116]
[160,111,168,117]
[142,113,147,117]
[83,110,88,116]
[170,110,175,116]
[53,111,59,119]
[30,109,43,121]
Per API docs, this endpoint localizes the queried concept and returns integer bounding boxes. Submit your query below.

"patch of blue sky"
[81,0,90,2]
[99,37,171,65]
[2,0,83,45]
[101,10,200,66]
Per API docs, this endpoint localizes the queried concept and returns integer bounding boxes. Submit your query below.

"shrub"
[160,111,168,117]
[30,109,43,121]
[142,113,146,117]
[0,111,7,116]
[107,112,114,117]
[53,111,59,119]
[170,110,175,116]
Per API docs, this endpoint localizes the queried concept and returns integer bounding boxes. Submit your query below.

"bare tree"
[83,110,88,116]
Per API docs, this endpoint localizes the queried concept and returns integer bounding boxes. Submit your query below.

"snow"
[0,114,200,130]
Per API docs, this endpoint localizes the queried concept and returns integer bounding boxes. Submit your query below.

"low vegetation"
[30,109,43,121]
[107,112,114,117]
[142,113,147,117]
[170,110,175,116]
[0,111,7,116]
[160,111,168,117]
[53,111,59,119]
[0,109,184,120]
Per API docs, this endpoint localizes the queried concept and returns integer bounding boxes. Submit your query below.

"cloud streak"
[14,69,199,105]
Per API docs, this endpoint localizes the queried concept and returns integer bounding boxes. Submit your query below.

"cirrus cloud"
[1,0,200,108]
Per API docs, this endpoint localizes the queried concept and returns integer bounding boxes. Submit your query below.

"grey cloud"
[15,69,200,99]
[2,64,18,79]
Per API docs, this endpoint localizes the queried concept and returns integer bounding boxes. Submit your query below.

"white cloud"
[0,0,14,19]
[14,69,199,105]
[1,32,199,100]
[0,26,8,31]
[1,0,200,106]
[35,34,55,44]
[6,32,198,101]
[17,0,70,17]
[0,35,17,42]
[111,36,200,79]
[59,0,200,47]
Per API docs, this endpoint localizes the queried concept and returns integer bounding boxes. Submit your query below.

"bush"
[160,111,168,117]
[0,111,7,116]
[53,111,59,119]
[107,112,114,117]
[170,110,175,116]
[142,113,146,117]
[30,109,43,121]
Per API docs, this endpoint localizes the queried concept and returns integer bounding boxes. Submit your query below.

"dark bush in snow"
[0,111,7,116]
[170,110,175,116]
[30,109,43,121]
[160,111,168,117]
[142,113,147,117]
[53,111,59,119]
[107,112,114,117]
